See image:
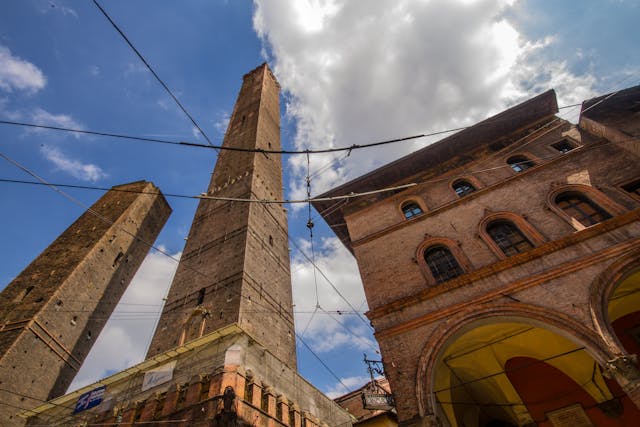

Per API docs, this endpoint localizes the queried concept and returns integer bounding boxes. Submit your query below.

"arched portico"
[589,248,640,409]
[415,304,634,427]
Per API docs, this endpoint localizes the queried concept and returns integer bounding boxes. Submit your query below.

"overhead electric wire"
[295,332,351,394]
[0,99,593,156]
[320,306,380,354]
[300,152,322,339]
[0,118,456,154]
[3,131,634,204]
[0,176,417,203]
[91,0,216,149]
[434,346,586,394]
[0,153,368,399]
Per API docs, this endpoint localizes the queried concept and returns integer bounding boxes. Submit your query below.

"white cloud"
[69,248,181,391]
[191,126,201,140]
[31,107,85,133]
[292,237,378,354]
[252,0,597,200]
[214,111,231,135]
[40,145,108,182]
[156,98,170,111]
[324,375,371,399]
[0,45,46,93]
[123,62,147,77]
[0,97,22,120]
[41,1,78,18]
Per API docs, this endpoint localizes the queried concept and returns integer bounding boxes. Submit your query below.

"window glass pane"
[487,221,533,256]
[453,180,476,197]
[507,156,534,173]
[555,193,611,226]
[424,246,464,283]
[402,203,423,219]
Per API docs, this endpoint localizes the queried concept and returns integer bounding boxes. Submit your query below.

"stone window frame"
[505,152,538,174]
[547,184,626,231]
[416,237,473,286]
[479,212,546,260]
[399,198,427,220]
[450,175,483,198]
[549,137,580,154]
[618,177,640,202]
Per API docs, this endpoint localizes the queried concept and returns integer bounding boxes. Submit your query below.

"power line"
[434,347,586,394]
[0,99,590,160]
[0,100,594,156]
[0,153,369,399]
[0,118,456,154]
[295,332,351,394]
[91,0,216,150]
[0,177,418,204]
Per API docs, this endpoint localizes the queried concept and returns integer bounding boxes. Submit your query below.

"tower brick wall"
[0,181,171,426]
[147,64,296,369]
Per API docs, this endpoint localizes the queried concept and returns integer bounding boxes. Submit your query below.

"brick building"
[22,64,352,427]
[0,181,171,426]
[314,86,640,426]
[335,378,397,426]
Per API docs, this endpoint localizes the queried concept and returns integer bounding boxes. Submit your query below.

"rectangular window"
[551,139,576,153]
[621,179,640,199]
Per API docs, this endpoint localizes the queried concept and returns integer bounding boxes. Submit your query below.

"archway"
[431,320,638,426]
[607,267,640,358]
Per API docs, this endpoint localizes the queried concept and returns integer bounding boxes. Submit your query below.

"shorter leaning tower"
[0,181,171,427]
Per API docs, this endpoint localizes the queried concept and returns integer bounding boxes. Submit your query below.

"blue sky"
[1,0,639,400]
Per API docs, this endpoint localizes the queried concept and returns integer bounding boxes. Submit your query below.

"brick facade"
[315,86,640,426]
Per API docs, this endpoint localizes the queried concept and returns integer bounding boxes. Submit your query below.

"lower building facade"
[23,324,352,427]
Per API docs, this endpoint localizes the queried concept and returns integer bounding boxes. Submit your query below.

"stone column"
[603,355,640,409]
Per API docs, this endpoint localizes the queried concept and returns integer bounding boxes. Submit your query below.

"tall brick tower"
[22,66,352,427]
[0,181,171,426]
[147,64,297,369]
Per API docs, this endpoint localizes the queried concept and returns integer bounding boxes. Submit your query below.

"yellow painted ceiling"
[434,322,612,427]
[608,269,640,322]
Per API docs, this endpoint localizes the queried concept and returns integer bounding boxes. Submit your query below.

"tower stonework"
[0,181,171,426]
[147,64,297,368]
[22,65,351,427]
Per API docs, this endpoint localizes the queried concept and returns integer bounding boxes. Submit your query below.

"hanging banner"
[74,385,106,414]
[142,360,177,391]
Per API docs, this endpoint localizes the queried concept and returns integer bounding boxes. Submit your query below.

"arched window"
[555,192,611,227]
[401,202,423,219]
[424,246,464,283]
[486,220,534,257]
[452,180,476,197]
[507,155,535,173]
